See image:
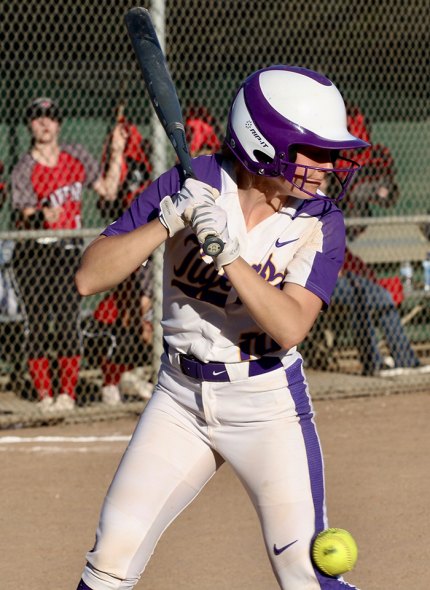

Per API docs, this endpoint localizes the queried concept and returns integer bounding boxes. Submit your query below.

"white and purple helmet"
[226,65,370,200]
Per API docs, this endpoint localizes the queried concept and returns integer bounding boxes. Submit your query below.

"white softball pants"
[80,355,357,590]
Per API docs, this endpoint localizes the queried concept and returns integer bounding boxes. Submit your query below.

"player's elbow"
[75,269,95,297]
[273,324,312,351]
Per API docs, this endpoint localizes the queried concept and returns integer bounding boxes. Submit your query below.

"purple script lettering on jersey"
[172,234,232,307]
[252,254,285,287]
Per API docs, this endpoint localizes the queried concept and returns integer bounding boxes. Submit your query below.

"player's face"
[30,116,60,145]
[260,146,334,200]
[288,146,334,199]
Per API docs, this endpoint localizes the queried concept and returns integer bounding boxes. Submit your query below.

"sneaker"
[120,370,153,400]
[382,355,395,369]
[133,380,154,400]
[36,396,54,412]
[53,393,76,411]
[101,384,122,406]
[377,364,430,378]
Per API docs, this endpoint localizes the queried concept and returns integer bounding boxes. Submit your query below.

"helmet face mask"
[226,65,370,200]
[277,153,360,200]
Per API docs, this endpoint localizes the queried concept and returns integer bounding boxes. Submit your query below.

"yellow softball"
[312,528,358,576]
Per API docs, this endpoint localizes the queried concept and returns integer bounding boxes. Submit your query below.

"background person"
[184,104,223,157]
[97,112,153,220]
[319,103,421,375]
[75,65,367,590]
[332,247,427,376]
[93,114,154,405]
[335,102,399,240]
[11,96,127,412]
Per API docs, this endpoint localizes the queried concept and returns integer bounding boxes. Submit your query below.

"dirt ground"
[1,391,429,590]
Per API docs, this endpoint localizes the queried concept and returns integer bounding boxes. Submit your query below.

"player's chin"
[292,183,322,200]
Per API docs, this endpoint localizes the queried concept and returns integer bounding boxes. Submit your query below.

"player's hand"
[159,178,218,237]
[189,202,240,270]
[43,206,63,224]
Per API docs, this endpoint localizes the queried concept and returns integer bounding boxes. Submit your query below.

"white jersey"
[104,154,345,364]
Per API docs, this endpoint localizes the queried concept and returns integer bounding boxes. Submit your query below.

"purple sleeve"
[304,206,346,305]
[102,154,224,236]
[285,199,346,306]
[305,215,345,305]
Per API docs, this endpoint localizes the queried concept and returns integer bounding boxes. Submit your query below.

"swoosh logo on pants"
[273,539,298,555]
[275,237,299,248]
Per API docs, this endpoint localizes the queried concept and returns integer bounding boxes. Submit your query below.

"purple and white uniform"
[80,155,358,590]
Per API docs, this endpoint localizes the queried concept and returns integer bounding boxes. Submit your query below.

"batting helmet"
[226,65,370,200]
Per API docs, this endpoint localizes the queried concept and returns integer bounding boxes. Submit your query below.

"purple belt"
[164,339,283,382]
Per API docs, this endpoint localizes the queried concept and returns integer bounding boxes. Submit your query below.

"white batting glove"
[189,203,240,270]
[159,178,219,237]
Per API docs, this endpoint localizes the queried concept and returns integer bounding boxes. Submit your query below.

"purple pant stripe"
[287,361,359,589]
[287,359,325,533]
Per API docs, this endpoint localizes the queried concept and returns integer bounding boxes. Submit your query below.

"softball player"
[75,65,368,589]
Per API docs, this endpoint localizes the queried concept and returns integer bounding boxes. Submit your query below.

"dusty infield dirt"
[1,391,429,590]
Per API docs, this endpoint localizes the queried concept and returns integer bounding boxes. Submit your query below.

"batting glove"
[159,178,219,237]
[189,203,240,270]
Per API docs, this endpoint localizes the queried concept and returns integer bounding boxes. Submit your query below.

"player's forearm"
[93,148,123,201]
[224,257,321,350]
[75,218,168,295]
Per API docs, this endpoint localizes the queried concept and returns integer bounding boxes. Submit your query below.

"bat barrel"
[124,7,224,257]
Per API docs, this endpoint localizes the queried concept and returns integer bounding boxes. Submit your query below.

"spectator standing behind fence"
[11,97,127,412]
[94,117,154,405]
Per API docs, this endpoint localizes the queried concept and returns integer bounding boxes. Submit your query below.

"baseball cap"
[25,97,62,123]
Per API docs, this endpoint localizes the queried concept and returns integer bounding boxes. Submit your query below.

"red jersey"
[11,144,99,230]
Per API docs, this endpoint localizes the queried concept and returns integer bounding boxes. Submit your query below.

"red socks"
[58,356,81,400]
[28,357,53,399]
[101,359,133,386]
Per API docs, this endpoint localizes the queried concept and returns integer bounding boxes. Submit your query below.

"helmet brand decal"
[245,120,269,148]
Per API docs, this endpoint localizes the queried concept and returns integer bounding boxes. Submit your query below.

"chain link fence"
[0,0,429,427]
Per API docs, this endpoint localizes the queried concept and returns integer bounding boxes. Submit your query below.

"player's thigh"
[227,412,322,516]
[94,389,221,556]
[214,367,325,548]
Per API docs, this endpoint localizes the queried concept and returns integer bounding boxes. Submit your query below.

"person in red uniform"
[184,105,222,157]
[336,103,399,239]
[93,116,154,405]
[11,97,127,412]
